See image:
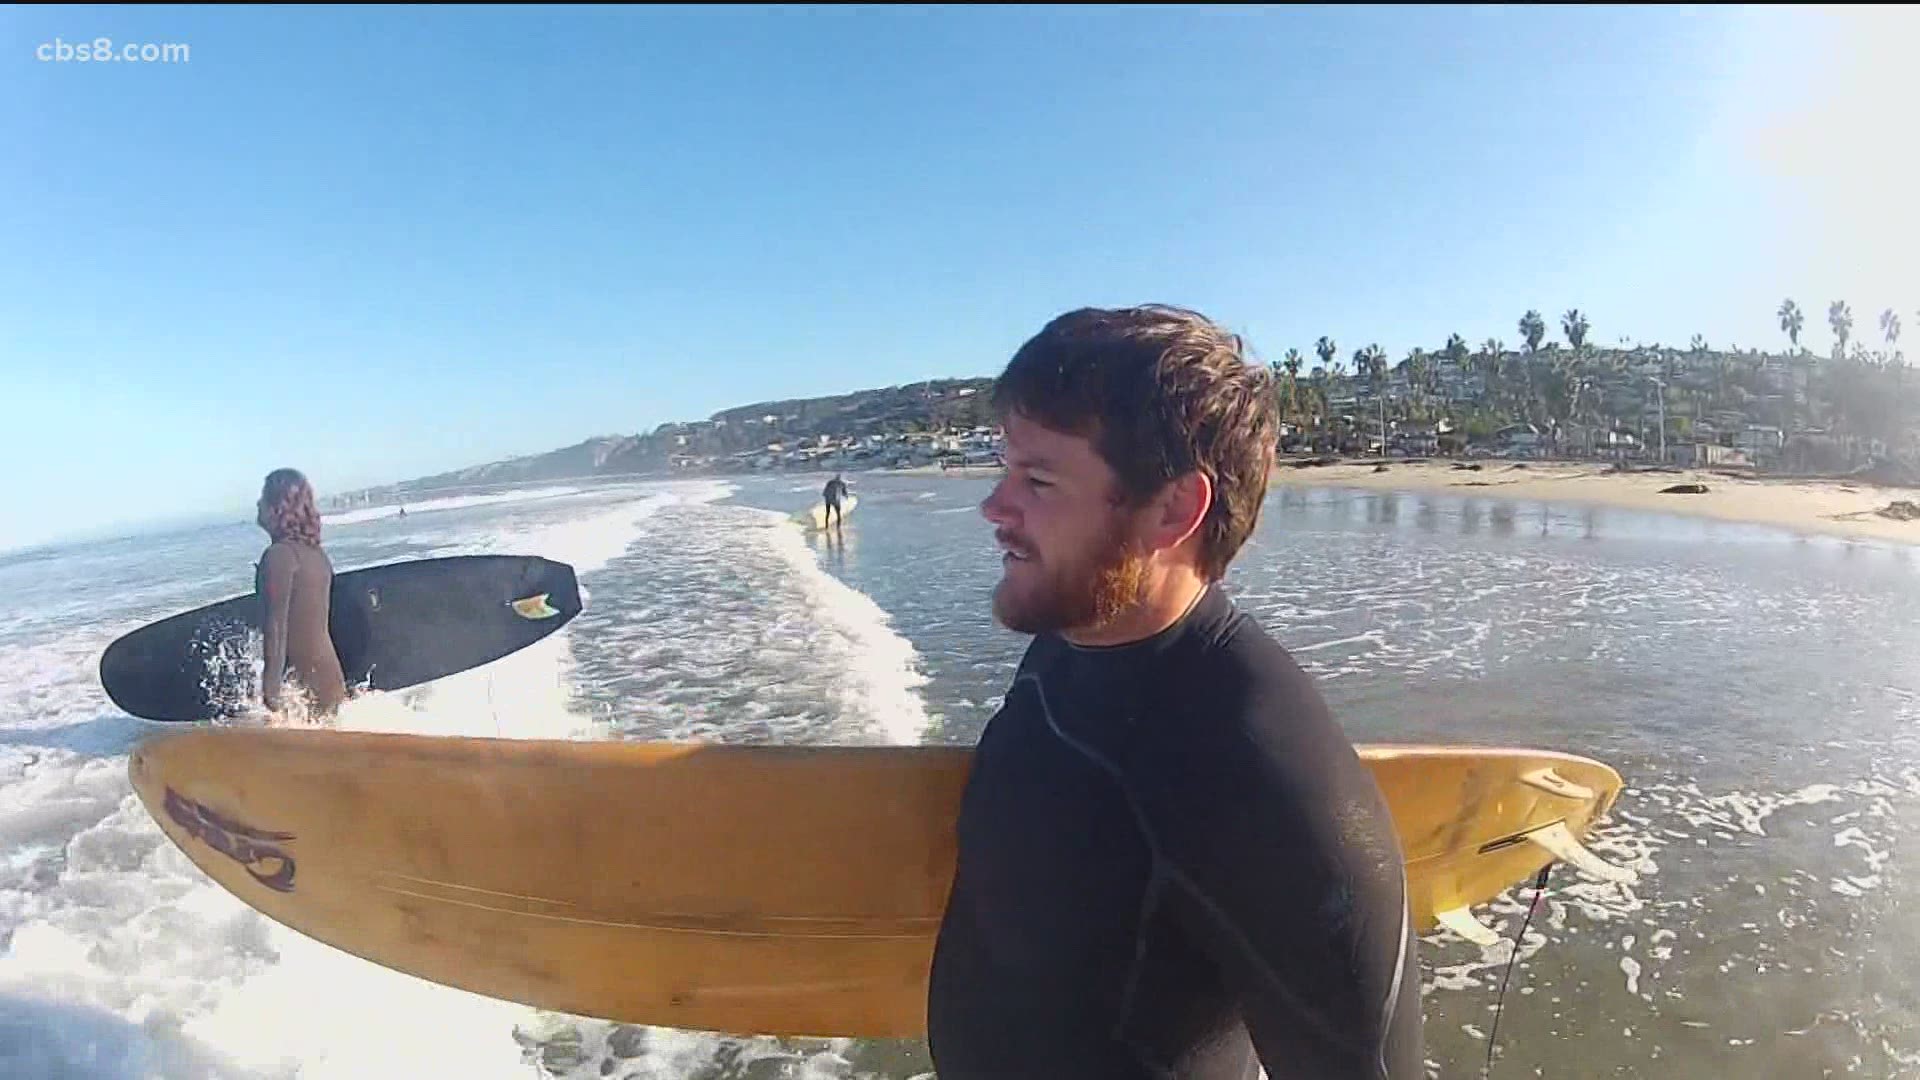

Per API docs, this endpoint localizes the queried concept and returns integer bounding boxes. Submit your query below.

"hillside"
[325,378,999,507]
[333,436,644,505]
[329,317,1920,510]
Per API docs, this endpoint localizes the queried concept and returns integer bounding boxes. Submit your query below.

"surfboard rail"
[130,729,1633,1038]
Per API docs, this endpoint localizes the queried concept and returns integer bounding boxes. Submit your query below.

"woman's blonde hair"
[259,468,322,546]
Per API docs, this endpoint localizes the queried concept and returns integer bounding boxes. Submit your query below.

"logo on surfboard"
[163,788,297,893]
[510,593,560,620]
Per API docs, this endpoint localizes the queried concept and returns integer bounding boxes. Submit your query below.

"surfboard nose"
[523,557,584,618]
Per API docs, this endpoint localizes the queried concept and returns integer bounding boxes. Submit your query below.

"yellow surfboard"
[128,729,1630,1039]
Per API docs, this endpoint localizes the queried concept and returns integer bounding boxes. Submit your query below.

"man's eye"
[1028,477,1052,490]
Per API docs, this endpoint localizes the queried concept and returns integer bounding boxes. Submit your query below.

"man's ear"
[1148,471,1212,553]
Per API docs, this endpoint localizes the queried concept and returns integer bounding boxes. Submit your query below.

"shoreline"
[1265,458,1920,547]
[890,459,1920,547]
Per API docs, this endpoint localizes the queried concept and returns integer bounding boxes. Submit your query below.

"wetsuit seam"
[1157,864,1373,1064]
[1213,610,1399,1074]
[1114,867,1169,1074]
[1025,672,1369,1063]
[1219,610,1251,649]
[1012,673,1182,1078]
[1010,674,1160,852]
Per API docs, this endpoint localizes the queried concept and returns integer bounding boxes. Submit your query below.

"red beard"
[992,518,1151,637]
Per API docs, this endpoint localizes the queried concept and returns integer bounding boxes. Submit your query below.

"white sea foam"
[761,515,931,745]
[322,486,584,526]
[0,482,759,1080]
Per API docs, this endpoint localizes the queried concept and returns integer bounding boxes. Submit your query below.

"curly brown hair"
[991,305,1278,580]
[259,468,323,546]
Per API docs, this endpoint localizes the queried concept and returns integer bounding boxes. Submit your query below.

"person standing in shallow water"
[926,305,1424,1079]
[822,473,851,531]
[254,468,348,722]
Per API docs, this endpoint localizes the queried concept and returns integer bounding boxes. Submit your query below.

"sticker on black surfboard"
[510,593,561,620]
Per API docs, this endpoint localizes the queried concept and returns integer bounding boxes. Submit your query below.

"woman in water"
[255,468,348,721]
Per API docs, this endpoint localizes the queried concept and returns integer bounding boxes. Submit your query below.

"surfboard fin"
[510,594,561,620]
[1519,767,1595,801]
[1435,906,1502,948]
[1525,821,1638,885]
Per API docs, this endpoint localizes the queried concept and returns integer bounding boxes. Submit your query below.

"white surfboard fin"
[1526,821,1638,885]
[1435,906,1502,947]
[1519,767,1595,801]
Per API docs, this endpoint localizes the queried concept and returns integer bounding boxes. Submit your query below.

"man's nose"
[980,480,1014,527]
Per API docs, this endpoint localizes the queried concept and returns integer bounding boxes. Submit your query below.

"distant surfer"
[928,306,1424,1078]
[821,473,850,531]
[254,469,348,723]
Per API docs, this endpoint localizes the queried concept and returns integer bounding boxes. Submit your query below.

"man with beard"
[927,306,1424,1080]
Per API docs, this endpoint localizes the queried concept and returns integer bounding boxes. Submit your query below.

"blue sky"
[2,5,1912,551]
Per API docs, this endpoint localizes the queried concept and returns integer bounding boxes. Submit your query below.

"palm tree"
[1561,309,1591,351]
[1308,364,1331,435]
[1439,334,1468,415]
[1269,361,1292,424]
[1356,345,1389,453]
[1315,336,1337,372]
[1297,382,1324,436]
[1477,338,1504,411]
[1519,310,1546,354]
[1406,349,1432,421]
[1561,352,1604,454]
[1501,342,1531,422]
[1281,349,1305,424]
[1830,301,1853,360]
[1779,299,1804,352]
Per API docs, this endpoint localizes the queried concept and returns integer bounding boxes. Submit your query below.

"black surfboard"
[100,555,583,722]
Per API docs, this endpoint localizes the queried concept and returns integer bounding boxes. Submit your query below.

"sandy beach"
[893,459,1920,547]
[1268,458,1920,546]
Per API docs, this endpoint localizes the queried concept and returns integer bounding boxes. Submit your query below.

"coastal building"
[1667,442,1752,469]
[1736,424,1785,467]
[1494,423,1545,456]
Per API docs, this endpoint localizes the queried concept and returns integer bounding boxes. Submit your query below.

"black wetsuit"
[928,585,1423,1080]
[823,478,849,527]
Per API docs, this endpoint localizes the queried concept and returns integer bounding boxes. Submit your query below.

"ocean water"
[2,473,1918,1078]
